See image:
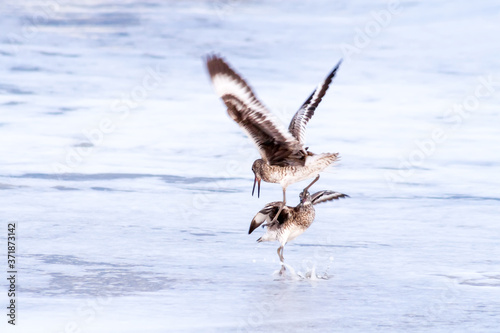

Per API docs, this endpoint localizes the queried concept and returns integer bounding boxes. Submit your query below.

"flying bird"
[249,182,349,275]
[206,54,342,221]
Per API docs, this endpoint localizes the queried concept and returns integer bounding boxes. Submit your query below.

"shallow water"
[1,0,500,332]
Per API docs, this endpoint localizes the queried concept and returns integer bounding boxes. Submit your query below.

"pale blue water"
[1,0,500,332]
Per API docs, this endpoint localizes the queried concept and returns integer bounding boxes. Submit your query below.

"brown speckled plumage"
[249,188,349,274]
[206,54,342,208]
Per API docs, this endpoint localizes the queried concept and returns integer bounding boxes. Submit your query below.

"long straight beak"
[252,176,261,197]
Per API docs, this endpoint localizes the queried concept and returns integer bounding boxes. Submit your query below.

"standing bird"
[249,182,349,275]
[206,55,342,221]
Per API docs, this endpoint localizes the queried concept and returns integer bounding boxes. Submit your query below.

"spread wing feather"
[311,190,349,205]
[288,60,342,144]
[206,55,303,165]
[249,202,291,234]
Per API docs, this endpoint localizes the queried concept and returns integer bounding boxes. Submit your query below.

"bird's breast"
[294,207,315,228]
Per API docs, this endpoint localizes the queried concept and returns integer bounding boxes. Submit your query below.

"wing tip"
[249,221,261,235]
[248,216,263,234]
[327,58,343,80]
[205,53,226,77]
[205,52,222,63]
[312,190,350,204]
[205,53,243,83]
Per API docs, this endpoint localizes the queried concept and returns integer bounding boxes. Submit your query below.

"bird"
[206,54,342,222]
[248,182,349,275]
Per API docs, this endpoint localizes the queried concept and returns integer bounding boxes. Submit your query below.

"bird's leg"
[278,246,286,275]
[271,204,284,223]
[270,188,287,223]
[304,175,320,193]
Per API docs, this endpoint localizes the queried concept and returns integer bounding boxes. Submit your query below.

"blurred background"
[1,0,499,332]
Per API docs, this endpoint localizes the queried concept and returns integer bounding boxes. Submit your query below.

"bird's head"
[299,189,311,204]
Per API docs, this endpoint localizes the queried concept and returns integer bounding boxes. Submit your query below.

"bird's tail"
[305,152,339,170]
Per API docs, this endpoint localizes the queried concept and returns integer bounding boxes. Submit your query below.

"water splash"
[272,261,333,281]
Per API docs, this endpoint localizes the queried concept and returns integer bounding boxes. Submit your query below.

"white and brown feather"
[206,54,342,195]
[249,189,349,245]
[206,55,303,165]
[311,190,349,205]
[288,60,342,145]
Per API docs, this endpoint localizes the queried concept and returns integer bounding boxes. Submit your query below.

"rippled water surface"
[1,0,500,332]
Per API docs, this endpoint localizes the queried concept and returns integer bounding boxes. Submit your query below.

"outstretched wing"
[248,202,281,234]
[206,54,303,165]
[311,190,349,205]
[248,202,292,234]
[288,60,342,144]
